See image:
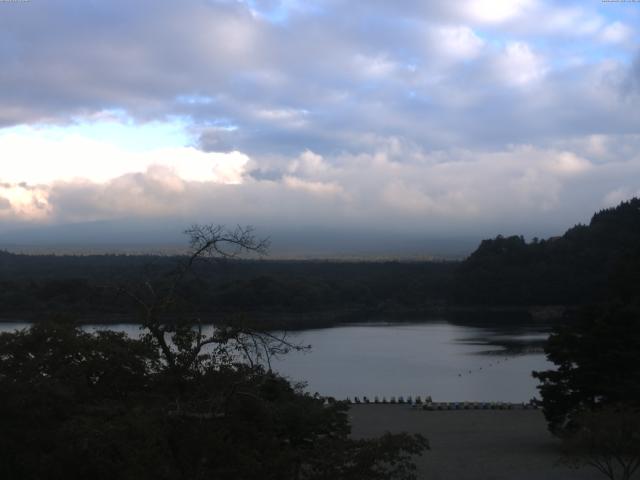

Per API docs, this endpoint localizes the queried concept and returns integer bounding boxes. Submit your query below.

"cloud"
[433,26,485,62]
[0,183,51,221]
[282,176,345,197]
[495,42,547,86]
[603,187,640,208]
[0,0,637,158]
[463,0,535,24]
[600,21,633,44]
[0,125,249,185]
[287,150,331,176]
[7,134,639,241]
[1,0,640,243]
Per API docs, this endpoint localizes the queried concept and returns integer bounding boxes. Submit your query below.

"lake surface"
[0,320,552,403]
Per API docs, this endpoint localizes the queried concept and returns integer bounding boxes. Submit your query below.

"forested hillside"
[454,198,640,305]
[2,198,639,322]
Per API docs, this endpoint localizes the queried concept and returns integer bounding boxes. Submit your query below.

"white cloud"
[463,0,535,24]
[0,183,51,221]
[496,42,547,86]
[1,137,638,238]
[0,125,249,185]
[283,176,345,197]
[545,151,592,175]
[541,7,603,36]
[584,134,609,158]
[287,150,330,176]
[434,26,485,61]
[603,187,640,207]
[600,21,633,44]
[382,180,436,213]
[352,53,397,78]
[255,107,309,128]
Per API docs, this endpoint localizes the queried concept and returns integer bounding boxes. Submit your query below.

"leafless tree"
[120,224,304,373]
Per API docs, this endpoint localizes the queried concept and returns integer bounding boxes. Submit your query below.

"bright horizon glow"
[0,122,249,185]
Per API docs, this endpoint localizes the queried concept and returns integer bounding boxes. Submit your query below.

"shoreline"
[0,304,566,328]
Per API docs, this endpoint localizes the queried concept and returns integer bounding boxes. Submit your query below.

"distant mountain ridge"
[0,218,479,259]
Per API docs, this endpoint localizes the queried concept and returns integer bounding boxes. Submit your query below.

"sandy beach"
[349,405,602,480]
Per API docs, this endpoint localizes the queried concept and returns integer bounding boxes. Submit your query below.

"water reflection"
[270,321,552,402]
[0,320,551,402]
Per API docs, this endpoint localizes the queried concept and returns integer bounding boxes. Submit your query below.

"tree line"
[0,225,429,480]
[0,252,455,322]
[3,200,640,323]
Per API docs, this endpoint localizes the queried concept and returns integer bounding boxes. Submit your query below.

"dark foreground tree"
[533,299,640,479]
[0,225,428,480]
[533,302,640,434]
[561,406,640,480]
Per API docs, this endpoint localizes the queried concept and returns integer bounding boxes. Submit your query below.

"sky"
[1,0,639,255]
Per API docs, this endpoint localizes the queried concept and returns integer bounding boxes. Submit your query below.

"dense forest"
[453,198,640,306]
[1,198,639,325]
[0,252,455,323]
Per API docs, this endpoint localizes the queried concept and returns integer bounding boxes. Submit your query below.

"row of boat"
[344,396,539,410]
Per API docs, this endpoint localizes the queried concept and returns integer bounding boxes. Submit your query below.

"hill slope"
[453,198,640,305]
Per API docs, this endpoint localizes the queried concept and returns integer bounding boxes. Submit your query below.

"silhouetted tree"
[533,302,640,434]
[0,225,429,480]
[561,406,640,480]
[533,231,640,480]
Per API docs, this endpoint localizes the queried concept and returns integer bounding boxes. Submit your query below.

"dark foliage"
[561,406,640,480]
[0,320,428,480]
[0,253,455,321]
[532,215,640,434]
[454,198,640,305]
[0,224,428,479]
[533,302,640,434]
[3,198,640,318]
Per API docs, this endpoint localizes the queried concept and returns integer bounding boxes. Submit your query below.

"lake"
[0,319,552,403]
